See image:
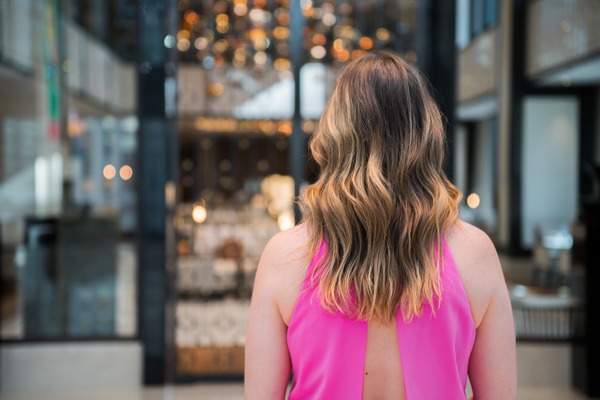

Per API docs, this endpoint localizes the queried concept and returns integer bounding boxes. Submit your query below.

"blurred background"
[0,0,598,399]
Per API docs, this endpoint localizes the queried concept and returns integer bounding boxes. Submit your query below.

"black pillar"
[136,0,178,385]
[416,0,457,182]
[163,0,179,385]
[289,0,306,223]
[575,200,600,396]
[507,0,527,255]
[574,91,600,397]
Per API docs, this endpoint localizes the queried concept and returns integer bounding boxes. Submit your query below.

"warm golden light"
[216,13,229,26]
[234,48,247,61]
[312,33,326,46]
[274,58,290,70]
[343,26,355,38]
[249,8,266,21]
[277,12,290,25]
[278,211,295,231]
[333,39,344,51]
[177,38,190,51]
[120,165,133,180]
[183,11,199,24]
[351,49,365,59]
[212,40,228,54]
[194,37,208,50]
[249,28,267,42]
[233,3,247,15]
[253,37,269,51]
[359,36,373,50]
[376,28,390,41]
[103,164,116,180]
[273,26,290,39]
[254,51,267,65]
[322,13,336,26]
[177,30,190,40]
[278,123,292,136]
[260,120,276,134]
[336,49,350,62]
[467,193,480,209]
[301,120,315,133]
[209,83,224,96]
[192,205,207,223]
[67,119,85,137]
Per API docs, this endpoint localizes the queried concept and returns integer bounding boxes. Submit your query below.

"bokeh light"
[103,164,116,180]
[120,165,133,181]
[467,193,480,209]
[192,205,207,223]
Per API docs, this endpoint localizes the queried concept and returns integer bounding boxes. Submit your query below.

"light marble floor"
[0,384,592,400]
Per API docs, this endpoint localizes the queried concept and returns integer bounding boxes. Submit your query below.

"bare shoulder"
[445,221,506,329]
[254,223,312,326]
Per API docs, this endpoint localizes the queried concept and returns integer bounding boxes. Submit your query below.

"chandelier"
[170,0,411,70]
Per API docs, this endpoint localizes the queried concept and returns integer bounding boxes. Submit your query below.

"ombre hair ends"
[299,51,461,323]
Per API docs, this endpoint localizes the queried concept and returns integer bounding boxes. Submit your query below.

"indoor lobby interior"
[1,0,599,398]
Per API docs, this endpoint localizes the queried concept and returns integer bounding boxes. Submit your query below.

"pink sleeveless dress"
[286,235,476,399]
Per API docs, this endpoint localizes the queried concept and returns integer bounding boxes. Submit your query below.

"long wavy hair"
[299,51,461,323]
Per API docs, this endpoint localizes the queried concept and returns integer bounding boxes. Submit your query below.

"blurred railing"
[64,21,136,113]
[0,1,135,112]
[0,0,34,72]
[178,63,338,119]
[512,295,584,341]
[527,0,600,76]
[457,28,497,103]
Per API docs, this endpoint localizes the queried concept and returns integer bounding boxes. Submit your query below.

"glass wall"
[171,0,420,378]
[0,0,138,340]
[454,0,598,350]
[0,0,422,379]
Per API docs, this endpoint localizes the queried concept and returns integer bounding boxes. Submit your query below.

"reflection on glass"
[0,0,137,340]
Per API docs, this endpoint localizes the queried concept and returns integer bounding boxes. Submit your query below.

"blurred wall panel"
[521,96,579,249]
[22,219,60,338]
[0,0,34,71]
[64,20,136,114]
[454,124,468,196]
[473,119,498,231]
[457,29,497,103]
[527,0,600,76]
[59,219,117,337]
[178,66,206,116]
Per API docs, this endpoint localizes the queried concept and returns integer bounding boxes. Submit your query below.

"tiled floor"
[0,384,592,400]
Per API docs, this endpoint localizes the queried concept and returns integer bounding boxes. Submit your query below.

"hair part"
[299,51,461,323]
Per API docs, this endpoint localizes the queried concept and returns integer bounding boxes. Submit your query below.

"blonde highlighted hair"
[299,51,461,323]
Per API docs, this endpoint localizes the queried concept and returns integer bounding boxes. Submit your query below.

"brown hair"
[299,51,461,323]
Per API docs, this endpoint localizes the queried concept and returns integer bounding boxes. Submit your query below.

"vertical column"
[574,90,600,397]
[289,0,306,223]
[506,0,527,254]
[164,0,179,385]
[136,0,178,385]
[417,0,457,182]
[496,0,515,250]
[577,201,600,396]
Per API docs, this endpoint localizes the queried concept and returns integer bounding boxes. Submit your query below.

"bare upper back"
[254,220,515,400]
[273,221,504,330]
[444,221,507,329]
